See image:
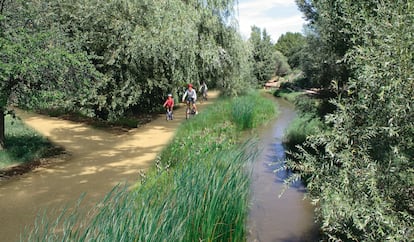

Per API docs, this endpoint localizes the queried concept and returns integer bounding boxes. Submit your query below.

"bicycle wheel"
[186,107,190,119]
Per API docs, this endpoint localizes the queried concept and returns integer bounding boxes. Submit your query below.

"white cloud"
[236,0,306,42]
[238,0,294,12]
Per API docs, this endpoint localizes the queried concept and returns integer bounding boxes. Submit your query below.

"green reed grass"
[23,91,277,241]
[283,114,325,152]
[0,115,55,169]
[231,92,276,130]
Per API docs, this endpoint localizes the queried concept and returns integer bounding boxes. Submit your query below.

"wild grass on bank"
[231,92,276,130]
[23,92,277,241]
[283,114,325,154]
[273,89,304,102]
[0,115,55,169]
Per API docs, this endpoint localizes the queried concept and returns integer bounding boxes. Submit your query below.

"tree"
[275,32,305,69]
[1,0,255,148]
[288,1,414,240]
[36,0,251,118]
[249,26,278,86]
[295,0,353,89]
[0,0,103,150]
[273,51,291,77]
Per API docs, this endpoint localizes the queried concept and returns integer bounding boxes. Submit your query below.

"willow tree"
[34,0,252,119]
[288,1,414,240]
[0,0,104,150]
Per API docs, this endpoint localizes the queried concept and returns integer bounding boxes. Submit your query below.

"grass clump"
[283,114,325,155]
[23,91,277,241]
[231,92,276,130]
[0,114,55,169]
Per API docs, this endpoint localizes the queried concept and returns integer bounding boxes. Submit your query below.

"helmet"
[167,94,172,97]
[188,83,193,88]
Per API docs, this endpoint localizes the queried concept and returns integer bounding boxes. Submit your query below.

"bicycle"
[199,91,208,103]
[185,100,196,119]
[166,108,173,120]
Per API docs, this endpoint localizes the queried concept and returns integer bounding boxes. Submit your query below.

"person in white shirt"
[182,83,198,114]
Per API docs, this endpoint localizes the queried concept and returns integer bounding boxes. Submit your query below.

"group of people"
[162,82,208,120]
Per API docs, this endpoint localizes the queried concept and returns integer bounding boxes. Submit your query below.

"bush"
[283,114,325,154]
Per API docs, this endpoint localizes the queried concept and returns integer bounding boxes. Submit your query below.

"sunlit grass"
[0,115,55,169]
[23,91,277,241]
[231,92,276,130]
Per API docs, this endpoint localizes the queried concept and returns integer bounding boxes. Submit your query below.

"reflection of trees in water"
[265,142,304,190]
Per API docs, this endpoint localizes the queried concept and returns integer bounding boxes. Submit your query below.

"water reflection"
[265,143,305,191]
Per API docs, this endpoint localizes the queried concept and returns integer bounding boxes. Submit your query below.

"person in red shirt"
[163,94,174,120]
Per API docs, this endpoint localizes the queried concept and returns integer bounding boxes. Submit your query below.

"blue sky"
[236,0,307,42]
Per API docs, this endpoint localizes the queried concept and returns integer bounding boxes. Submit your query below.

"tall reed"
[23,91,276,241]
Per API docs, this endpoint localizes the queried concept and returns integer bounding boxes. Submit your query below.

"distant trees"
[248,29,308,87]
[275,32,305,69]
[287,0,414,240]
[247,26,294,86]
[249,26,276,85]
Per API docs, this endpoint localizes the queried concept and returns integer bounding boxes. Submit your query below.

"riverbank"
[0,92,220,242]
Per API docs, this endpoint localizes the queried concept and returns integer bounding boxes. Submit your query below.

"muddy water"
[247,97,320,242]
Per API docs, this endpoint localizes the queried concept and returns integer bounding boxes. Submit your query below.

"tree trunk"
[0,107,4,150]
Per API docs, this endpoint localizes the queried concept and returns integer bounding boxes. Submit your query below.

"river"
[247,97,320,242]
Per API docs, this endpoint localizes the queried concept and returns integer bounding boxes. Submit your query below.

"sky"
[236,0,307,42]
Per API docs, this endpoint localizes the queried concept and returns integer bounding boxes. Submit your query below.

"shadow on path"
[0,91,219,242]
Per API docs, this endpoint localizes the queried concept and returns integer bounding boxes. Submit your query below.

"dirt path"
[0,91,218,242]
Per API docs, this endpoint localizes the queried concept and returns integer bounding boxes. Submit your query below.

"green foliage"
[296,0,352,89]
[0,1,105,115]
[32,0,252,118]
[294,93,336,120]
[216,27,256,97]
[2,0,253,122]
[249,26,278,85]
[274,50,291,77]
[288,1,414,240]
[23,92,277,241]
[0,115,55,169]
[273,89,303,103]
[275,32,306,69]
[283,114,325,156]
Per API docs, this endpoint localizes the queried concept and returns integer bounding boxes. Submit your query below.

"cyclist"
[182,84,198,115]
[163,94,174,120]
[199,81,208,101]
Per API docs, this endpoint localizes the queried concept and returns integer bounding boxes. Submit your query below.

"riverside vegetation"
[23,92,276,241]
[280,1,414,241]
[3,0,413,240]
[0,115,59,170]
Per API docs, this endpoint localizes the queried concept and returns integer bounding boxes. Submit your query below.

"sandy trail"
[0,92,217,242]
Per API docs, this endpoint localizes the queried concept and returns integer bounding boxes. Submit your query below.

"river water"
[247,97,320,242]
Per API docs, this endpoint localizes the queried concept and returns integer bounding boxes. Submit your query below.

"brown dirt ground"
[0,91,218,242]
